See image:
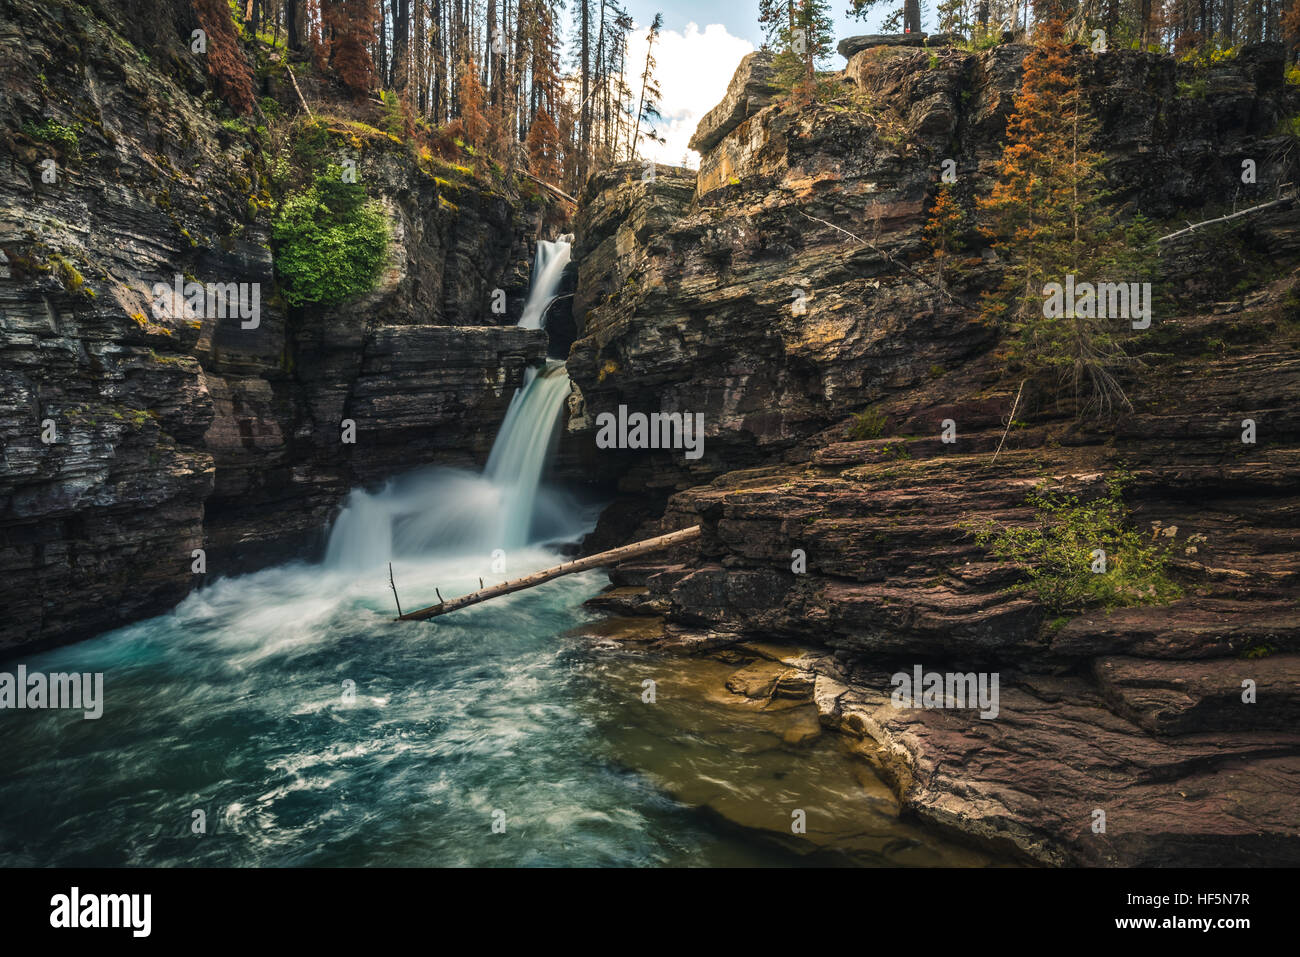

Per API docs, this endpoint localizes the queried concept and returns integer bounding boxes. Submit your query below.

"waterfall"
[518,238,571,330]
[323,238,578,571]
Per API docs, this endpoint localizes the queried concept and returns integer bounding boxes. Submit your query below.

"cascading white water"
[518,238,571,330]
[485,360,574,546]
[323,237,578,572]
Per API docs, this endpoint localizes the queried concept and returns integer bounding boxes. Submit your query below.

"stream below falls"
[0,237,1000,867]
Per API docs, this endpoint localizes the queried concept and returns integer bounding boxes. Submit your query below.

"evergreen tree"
[191,0,255,114]
[978,3,1149,416]
[457,56,489,154]
[324,0,378,96]
[759,0,834,100]
[527,109,563,182]
[924,182,968,295]
[631,13,666,160]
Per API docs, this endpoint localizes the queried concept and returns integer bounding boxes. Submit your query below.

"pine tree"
[457,56,489,155]
[526,108,563,182]
[192,0,255,114]
[924,183,968,295]
[324,0,378,96]
[936,0,974,36]
[759,0,834,100]
[631,13,665,160]
[978,4,1149,416]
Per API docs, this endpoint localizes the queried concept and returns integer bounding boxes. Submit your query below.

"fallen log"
[519,170,578,206]
[395,525,702,622]
[1155,191,1296,246]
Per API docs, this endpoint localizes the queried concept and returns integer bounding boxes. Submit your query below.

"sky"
[608,1,896,167]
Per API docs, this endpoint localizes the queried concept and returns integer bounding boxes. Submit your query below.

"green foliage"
[1177,76,1208,98]
[379,89,407,139]
[964,473,1183,616]
[964,31,1001,51]
[49,254,94,299]
[1179,44,1239,69]
[1287,64,1300,87]
[1276,113,1300,140]
[22,119,82,158]
[979,18,1157,417]
[846,406,887,440]
[1241,642,1276,660]
[760,0,835,97]
[272,167,388,307]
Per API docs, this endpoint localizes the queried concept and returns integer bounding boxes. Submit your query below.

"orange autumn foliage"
[191,0,254,115]
[323,0,378,97]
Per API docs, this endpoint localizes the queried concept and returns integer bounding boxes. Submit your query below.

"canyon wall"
[570,40,1300,865]
[0,0,549,651]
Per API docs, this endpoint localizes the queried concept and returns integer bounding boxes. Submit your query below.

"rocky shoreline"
[565,41,1300,865]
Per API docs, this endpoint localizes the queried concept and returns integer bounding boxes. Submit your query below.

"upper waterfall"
[518,238,571,330]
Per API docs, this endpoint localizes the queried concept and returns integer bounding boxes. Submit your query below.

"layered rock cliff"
[571,40,1300,865]
[0,0,554,651]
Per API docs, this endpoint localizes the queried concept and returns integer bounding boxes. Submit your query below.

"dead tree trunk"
[396,526,703,622]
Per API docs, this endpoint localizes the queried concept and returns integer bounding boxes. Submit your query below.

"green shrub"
[846,407,887,440]
[22,119,82,158]
[379,89,407,139]
[1277,114,1300,140]
[272,168,388,306]
[964,472,1182,615]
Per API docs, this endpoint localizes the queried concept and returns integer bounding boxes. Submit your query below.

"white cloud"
[625,21,754,169]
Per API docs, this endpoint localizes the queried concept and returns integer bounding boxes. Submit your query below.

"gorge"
[1,0,1298,869]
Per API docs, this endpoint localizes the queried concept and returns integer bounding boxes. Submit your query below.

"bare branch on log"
[1155,192,1296,247]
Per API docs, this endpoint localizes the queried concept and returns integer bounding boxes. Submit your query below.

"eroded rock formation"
[571,39,1300,865]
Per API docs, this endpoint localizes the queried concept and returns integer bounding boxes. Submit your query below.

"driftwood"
[396,525,702,622]
[1155,192,1295,247]
[388,562,402,617]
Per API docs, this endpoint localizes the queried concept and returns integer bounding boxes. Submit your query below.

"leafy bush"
[272,169,388,306]
[1178,44,1239,69]
[22,120,82,157]
[964,473,1183,615]
[846,407,887,440]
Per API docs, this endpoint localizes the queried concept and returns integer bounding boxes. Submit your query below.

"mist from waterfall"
[323,236,582,573]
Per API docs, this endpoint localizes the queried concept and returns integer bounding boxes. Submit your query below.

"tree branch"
[795,209,979,312]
